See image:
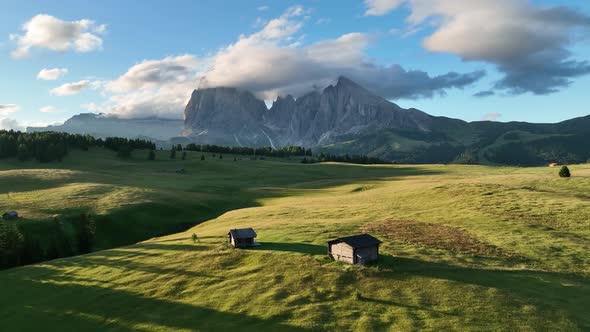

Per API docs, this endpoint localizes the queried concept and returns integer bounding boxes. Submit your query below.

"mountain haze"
[27,113,184,141]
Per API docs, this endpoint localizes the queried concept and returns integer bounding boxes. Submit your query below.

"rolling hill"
[0,149,589,331]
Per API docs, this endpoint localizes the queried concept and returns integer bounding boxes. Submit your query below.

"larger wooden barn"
[228,228,258,248]
[328,234,382,265]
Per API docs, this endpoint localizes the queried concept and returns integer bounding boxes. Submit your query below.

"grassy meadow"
[0,148,589,331]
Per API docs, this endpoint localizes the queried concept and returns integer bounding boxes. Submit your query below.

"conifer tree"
[559,166,571,178]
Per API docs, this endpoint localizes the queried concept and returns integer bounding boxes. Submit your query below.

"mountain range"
[27,113,184,141]
[28,77,590,166]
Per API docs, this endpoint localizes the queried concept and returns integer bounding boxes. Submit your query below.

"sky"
[1,0,589,130]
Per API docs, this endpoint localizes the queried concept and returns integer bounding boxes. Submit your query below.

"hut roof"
[328,234,381,248]
[228,228,257,239]
[4,211,18,217]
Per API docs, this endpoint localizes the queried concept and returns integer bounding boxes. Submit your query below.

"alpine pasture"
[0,148,589,331]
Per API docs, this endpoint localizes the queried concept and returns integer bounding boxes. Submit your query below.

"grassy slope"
[0,148,407,249]
[1,150,589,331]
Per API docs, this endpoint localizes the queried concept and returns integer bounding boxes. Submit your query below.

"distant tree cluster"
[302,152,390,165]
[0,130,156,162]
[0,130,93,162]
[0,213,96,270]
[184,144,312,158]
[104,137,155,159]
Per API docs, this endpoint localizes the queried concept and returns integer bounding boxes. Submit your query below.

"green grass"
[1,148,589,331]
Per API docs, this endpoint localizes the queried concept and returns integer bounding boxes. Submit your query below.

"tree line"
[183,143,312,158]
[0,130,155,162]
[0,213,95,269]
[302,152,390,165]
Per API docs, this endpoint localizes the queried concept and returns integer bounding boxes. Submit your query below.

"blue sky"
[1,0,589,129]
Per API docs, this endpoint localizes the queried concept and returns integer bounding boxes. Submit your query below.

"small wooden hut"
[328,234,382,265]
[2,211,18,220]
[228,228,258,248]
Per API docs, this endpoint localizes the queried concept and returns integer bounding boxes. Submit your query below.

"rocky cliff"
[184,76,434,147]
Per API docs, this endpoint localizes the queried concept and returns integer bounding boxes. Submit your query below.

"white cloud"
[90,5,483,119]
[39,106,60,113]
[364,0,405,16]
[364,0,590,95]
[94,24,108,34]
[11,14,105,58]
[483,112,502,121]
[37,67,68,80]
[105,55,200,93]
[88,55,202,119]
[0,104,20,116]
[258,5,269,11]
[50,80,94,96]
[81,102,101,112]
[200,6,483,100]
[0,118,25,131]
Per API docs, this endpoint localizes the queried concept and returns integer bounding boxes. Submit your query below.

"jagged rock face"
[263,77,433,146]
[183,77,435,147]
[27,113,184,140]
[183,87,278,147]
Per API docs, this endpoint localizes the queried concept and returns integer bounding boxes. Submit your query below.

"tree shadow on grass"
[250,242,326,256]
[375,255,590,330]
[55,255,222,281]
[132,243,208,252]
[360,296,463,318]
[0,268,310,332]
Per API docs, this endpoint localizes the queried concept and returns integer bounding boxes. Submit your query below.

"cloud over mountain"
[10,14,105,58]
[91,6,482,119]
[0,118,25,131]
[105,55,200,93]
[363,0,590,95]
[50,80,95,96]
[200,6,483,100]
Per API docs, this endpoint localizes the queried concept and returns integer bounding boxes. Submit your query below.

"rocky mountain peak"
[183,77,434,148]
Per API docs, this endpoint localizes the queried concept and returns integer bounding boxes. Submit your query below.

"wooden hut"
[228,228,258,248]
[2,211,18,220]
[328,234,382,265]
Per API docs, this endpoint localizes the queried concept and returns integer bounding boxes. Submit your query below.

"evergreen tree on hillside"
[219,154,223,159]
[148,149,156,160]
[170,149,177,159]
[201,154,205,161]
[21,236,43,264]
[45,239,59,260]
[17,144,30,161]
[117,145,133,159]
[0,223,24,268]
[181,151,187,160]
[176,144,183,151]
[77,214,96,254]
[559,166,571,178]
